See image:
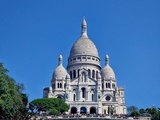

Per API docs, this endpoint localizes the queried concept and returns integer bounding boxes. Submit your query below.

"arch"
[92,94,94,101]
[92,70,95,78]
[90,107,96,114]
[78,69,80,77]
[64,83,66,89]
[57,83,59,88]
[96,71,98,79]
[106,83,110,88]
[71,107,77,114]
[80,107,87,114]
[60,83,62,88]
[73,70,76,78]
[57,95,62,99]
[81,88,86,98]
[88,69,91,77]
[73,94,76,101]
[108,83,110,88]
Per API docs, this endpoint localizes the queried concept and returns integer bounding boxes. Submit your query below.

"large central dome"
[69,19,99,58]
[69,36,99,57]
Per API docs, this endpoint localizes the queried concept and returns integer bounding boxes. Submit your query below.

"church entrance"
[71,107,77,114]
[90,107,96,114]
[80,107,87,114]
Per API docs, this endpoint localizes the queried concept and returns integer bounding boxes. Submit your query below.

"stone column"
[87,106,90,114]
[77,106,80,115]
[86,91,89,101]
[78,91,81,101]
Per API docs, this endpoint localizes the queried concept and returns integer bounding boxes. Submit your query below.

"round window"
[105,96,111,101]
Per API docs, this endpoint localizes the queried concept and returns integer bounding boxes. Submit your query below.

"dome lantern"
[58,54,63,66]
[81,18,88,37]
[105,54,109,65]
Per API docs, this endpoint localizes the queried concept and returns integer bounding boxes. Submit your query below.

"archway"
[57,95,63,100]
[71,107,77,114]
[80,107,87,114]
[90,107,96,114]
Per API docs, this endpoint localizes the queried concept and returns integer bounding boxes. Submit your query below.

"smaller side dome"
[101,54,115,80]
[53,54,67,79]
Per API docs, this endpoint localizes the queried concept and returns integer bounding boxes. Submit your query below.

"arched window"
[112,83,115,88]
[82,72,86,82]
[92,94,94,101]
[73,70,76,78]
[108,83,110,88]
[70,71,72,79]
[81,88,86,98]
[57,83,59,88]
[92,70,95,78]
[60,83,62,88]
[73,94,76,101]
[96,71,98,79]
[106,83,108,88]
[78,69,80,77]
[106,83,111,88]
[88,69,91,77]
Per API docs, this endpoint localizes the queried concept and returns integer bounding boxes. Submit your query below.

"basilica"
[43,19,126,115]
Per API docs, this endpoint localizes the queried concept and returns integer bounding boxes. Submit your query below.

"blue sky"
[0,0,160,109]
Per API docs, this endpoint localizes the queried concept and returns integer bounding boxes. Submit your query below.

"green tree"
[139,108,145,114]
[146,107,160,120]
[127,106,138,114]
[29,98,69,115]
[0,62,29,119]
[130,110,140,117]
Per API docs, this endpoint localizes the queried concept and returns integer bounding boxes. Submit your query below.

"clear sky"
[0,0,160,109]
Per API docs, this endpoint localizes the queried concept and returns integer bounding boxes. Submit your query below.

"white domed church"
[43,19,126,115]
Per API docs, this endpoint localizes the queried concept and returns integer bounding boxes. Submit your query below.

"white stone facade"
[43,19,126,115]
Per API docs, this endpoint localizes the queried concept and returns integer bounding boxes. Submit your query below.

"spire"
[58,54,63,66]
[105,54,109,65]
[81,17,88,37]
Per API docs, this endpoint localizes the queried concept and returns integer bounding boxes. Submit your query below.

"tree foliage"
[139,108,145,114]
[145,107,160,120]
[29,98,69,115]
[0,62,29,119]
[130,110,140,117]
[128,105,160,120]
[127,106,138,114]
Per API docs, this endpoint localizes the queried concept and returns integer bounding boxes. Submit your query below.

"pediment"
[70,78,78,85]
[87,77,97,85]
